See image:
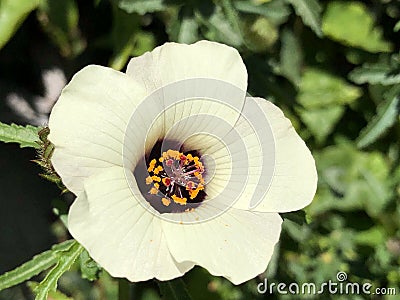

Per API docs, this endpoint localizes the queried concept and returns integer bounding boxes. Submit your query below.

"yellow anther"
[172,195,187,205]
[147,159,157,172]
[145,176,153,185]
[151,175,161,182]
[150,187,158,195]
[159,157,164,162]
[154,183,160,189]
[153,165,163,175]
[162,198,171,207]
[166,149,179,159]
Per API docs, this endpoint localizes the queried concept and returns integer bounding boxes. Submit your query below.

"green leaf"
[234,0,291,25]
[297,68,362,108]
[356,86,400,148]
[37,0,85,58]
[109,4,140,70]
[279,28,302,85]
[34,241,83,300]
[0,240,74,292]
[394,20,400,32]
[0,123,41,149]
[118,0,166,15]
[349,62,400,86]
[168,6,199,44]
[312,142,391,216]
[322,1,392,53]
[79,250,102,281]
[0,251,56,292]
[195,3,243,47]
[298,105,344,143]
[243,16,278,52]
[158,278,192,300]
[0,0,40,49]
[28,282,72,300]
[285,0,323,37]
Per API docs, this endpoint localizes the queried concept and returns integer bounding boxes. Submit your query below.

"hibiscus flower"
[48,40,317,284]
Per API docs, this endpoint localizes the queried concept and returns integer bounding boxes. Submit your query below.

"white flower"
[48,40,317,285]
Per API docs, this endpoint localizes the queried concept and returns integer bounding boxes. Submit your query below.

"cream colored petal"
[162,209,282,285]
[48,65,147,194]
[126,40,247,94]
[68,167,194,282]
[232,97,317,212]
[125,41,248,153]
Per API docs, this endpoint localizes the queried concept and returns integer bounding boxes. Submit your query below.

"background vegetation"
[0,0,399,299]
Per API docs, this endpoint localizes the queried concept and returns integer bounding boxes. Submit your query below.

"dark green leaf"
[79,250,102,281]
[234,0,291,25]
[285,0,323,37]
[0,123,41,149]
[356,86,400,148]
[37,0,85,58]
[279,29,302,85]
[109,4,140,70]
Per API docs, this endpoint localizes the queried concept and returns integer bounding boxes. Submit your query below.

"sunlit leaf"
[243,16,278,52]
[0,123,41,149]
[285,0,323,37]
[314,142,391,217]
[322,1,392,53]
[0,0,40,49]
[168,6,199,44]
[195,3,243,47]
[394,20,400,32]
[298,105,344,143]
[118,0,166,15]
[349,61,400,86]
[356,86,400,148]
[297,68,362,108]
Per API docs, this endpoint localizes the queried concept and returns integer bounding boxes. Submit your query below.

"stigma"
[145,149,205,208]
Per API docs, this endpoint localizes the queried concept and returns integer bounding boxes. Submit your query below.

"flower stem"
[118,278,131,300]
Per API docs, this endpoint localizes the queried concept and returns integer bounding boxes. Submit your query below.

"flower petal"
[162,209,282,285]
[48,65,147,194]
[125,41,248,153]
[126,40,247,95]
[232,97,317,212]
[68,167,194,281]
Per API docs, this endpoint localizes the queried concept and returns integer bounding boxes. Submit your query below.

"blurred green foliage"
[0,0,399,299]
